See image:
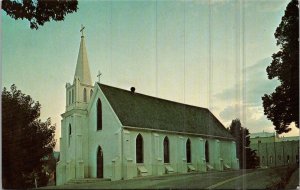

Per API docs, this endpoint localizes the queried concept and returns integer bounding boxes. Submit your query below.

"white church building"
[56,32,239,185]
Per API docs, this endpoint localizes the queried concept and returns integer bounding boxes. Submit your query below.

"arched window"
[136,134,144,163]
[287,155,290,163]
[90,89,93,99]
[186,138,191,163]
[83,88,87,102]
[205,141,209,163]
[69,91,71,105]
[68,124,71,146]
[163,136,170,163]
[97,99,102,130]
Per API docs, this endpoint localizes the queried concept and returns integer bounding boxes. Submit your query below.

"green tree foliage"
[262,0,299,134]
[2,0,78,29]
[229,119,259,169]
[2,85,56,188]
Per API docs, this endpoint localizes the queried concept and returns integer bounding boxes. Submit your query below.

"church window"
[163,136,170,163]
[68,124,71,146]
[69,91,71,105]
[97,99,102,130]
[186,138,191,163]
[136,134,144,163]
[205,140,209,163]
[83,88,87,102]
[90,89,93,99]
[72,89,75,103]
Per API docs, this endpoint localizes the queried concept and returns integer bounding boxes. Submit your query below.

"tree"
[262,0,299,134]
[2,84,56,188]
[2,0,78,29]
[229,119,259,169]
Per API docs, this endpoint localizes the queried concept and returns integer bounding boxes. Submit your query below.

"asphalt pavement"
[42,166,294,189]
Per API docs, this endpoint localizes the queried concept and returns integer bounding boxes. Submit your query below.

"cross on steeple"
[80,24,85,37]
[97,71,102,83]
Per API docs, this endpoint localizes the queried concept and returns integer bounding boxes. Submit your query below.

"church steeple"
[66,26,94,111]
[74,25,92,85]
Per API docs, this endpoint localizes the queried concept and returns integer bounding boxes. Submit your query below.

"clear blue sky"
[2,0,298,150]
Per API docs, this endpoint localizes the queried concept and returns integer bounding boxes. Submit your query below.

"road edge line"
[206,172,253,189]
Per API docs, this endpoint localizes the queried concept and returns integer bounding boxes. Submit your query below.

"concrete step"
[137,165,148,176]
[66,178,110,185]
[224,164,231,170]
[206,164,214,171]
[165,165,175,174]
[187,164,196,172]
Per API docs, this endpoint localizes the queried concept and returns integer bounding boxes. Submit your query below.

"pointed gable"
[74,36,92,85]
[98,83,234,140]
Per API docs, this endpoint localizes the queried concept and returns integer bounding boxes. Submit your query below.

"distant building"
[249,131,279,144]
[55,31,239,185]
[250,132,299,167]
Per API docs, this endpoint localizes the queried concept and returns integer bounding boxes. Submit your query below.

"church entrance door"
[97,146,103,178]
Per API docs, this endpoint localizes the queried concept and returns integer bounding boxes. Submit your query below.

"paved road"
[44,167,290,189]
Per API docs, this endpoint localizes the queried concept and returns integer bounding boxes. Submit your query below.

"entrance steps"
[66,178,110,185]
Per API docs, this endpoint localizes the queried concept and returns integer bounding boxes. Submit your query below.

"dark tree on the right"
[262,0,299,134]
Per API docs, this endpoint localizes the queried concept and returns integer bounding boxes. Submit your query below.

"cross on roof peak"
[80,24,85,37]
[97,71,102,83]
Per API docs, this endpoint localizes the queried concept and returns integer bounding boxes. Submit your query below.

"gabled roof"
[99,83,234,140]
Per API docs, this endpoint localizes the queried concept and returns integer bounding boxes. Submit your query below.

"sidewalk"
[285,167,299,190]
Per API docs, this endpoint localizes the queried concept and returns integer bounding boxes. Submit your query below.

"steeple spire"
[74,25,92,85]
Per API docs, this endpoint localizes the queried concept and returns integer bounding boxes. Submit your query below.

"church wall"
[220,140,232,167]
[60,112,88,181]
[206,139,218,169]
[80,115,89,178]
[64,115,76,180]
[198,138,206,171]
[87,87,123,180]
[57,116,74,182]
[124,130,153,178]
[122,128,235,179]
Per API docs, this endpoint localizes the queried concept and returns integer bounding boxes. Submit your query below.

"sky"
[2,0,299,151]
